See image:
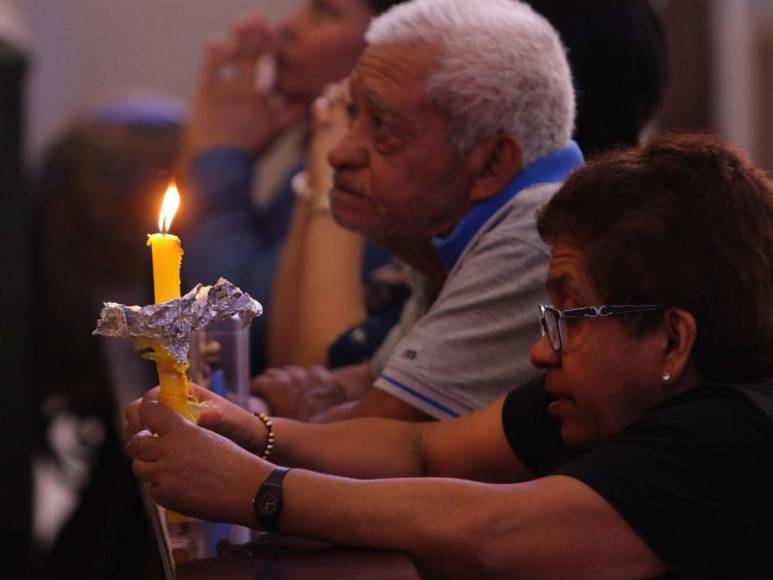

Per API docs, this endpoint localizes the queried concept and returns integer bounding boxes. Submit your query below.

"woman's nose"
[529,334,561,370]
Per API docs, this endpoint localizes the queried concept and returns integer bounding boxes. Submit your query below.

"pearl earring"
[662,372,672,382]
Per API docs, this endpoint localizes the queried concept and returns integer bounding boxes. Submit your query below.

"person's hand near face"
[305,81,351,201]
[181,14,305,161]
[182,0,374,163]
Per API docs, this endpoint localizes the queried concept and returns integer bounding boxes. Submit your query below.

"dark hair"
[32,114,182,413]
[537,133,773,382]
[366,0,407,16]
[525,0,668,157]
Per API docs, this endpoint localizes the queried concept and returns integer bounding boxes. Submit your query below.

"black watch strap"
[253,466,291,532]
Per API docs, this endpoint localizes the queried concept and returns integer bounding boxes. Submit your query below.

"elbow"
[471,528,522,579]
[414,507,516,579]
[414,536,508,579]
[452,503,533,579]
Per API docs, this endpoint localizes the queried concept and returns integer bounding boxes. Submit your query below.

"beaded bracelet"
[253,412,276,459]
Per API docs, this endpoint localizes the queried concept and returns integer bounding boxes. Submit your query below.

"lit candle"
[146,182,197,421]
[148,183,183,303]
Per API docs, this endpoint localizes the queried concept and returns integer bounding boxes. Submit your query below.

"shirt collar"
[432,141,584,272]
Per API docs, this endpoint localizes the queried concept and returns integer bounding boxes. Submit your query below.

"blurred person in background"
[179,0,409,376]
[30,100,183,580]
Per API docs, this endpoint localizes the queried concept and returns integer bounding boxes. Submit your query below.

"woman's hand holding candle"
[126,384,266,456]
[126,395,270,526]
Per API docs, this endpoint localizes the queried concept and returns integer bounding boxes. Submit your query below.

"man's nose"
[328,128,368,171]
[529,334,561,370]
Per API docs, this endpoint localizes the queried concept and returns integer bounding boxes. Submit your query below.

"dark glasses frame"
[539,304,665,352]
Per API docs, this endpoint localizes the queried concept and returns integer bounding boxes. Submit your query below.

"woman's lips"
[546,385,573,417]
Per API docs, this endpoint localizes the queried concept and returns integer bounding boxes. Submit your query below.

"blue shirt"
[432,142,584,272]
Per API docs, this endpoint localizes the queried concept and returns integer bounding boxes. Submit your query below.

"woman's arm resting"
[275,472,667,579]
[128,402,664,578]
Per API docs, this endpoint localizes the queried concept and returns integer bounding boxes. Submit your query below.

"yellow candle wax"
[146,182,198,423]
[149,182,198,536]
[147,233,183,303]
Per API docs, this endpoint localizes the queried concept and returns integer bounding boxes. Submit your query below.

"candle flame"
[158,182,180,234]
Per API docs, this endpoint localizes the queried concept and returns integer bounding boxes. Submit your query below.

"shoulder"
[590,385,773,471]
[486,181,558,233]
[637,384,773,438]
[456,181,558,268]
[439,182,556,302]
[557,385,773,578]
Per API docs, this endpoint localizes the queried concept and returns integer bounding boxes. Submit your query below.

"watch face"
[256,488,280,517]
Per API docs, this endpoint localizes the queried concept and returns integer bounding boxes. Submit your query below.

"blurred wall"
[656,0,773,171]
[17,0,300,160]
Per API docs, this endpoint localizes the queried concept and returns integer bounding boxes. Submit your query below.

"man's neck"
[381,237,447,297]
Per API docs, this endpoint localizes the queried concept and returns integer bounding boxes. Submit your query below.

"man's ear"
[468,133,523,202]
[661,308,699,390]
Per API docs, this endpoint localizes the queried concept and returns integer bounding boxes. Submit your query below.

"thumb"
[139,400,181,436]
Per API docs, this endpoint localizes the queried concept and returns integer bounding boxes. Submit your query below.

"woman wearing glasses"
[126,133,773,579]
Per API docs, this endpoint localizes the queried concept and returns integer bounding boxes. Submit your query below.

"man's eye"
[346,103,357,121]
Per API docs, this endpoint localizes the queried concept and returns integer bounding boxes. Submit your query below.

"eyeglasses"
[539,304,664,352]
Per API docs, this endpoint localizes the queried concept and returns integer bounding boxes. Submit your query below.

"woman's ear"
[468,134,523,202]
[661,308,699,389]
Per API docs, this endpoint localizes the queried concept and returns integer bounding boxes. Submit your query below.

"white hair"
[366,0,575,165]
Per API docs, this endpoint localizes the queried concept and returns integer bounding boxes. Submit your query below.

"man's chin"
[328,207,357,231]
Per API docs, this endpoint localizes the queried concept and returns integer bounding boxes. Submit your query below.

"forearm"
[270,415,426,479]
[280,472,492,577]
[268,197,316,366]
[182,150,275,291]
[240,472,664,579]
[185,149,256,218]
[220,458,493,575]
[292,211,366,365]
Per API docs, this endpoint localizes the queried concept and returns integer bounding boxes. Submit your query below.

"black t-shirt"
[502,376,773,579]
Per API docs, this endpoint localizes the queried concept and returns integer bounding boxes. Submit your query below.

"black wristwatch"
[253,466,291,532]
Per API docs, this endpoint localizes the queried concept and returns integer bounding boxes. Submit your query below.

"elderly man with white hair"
[252,0,581,422]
